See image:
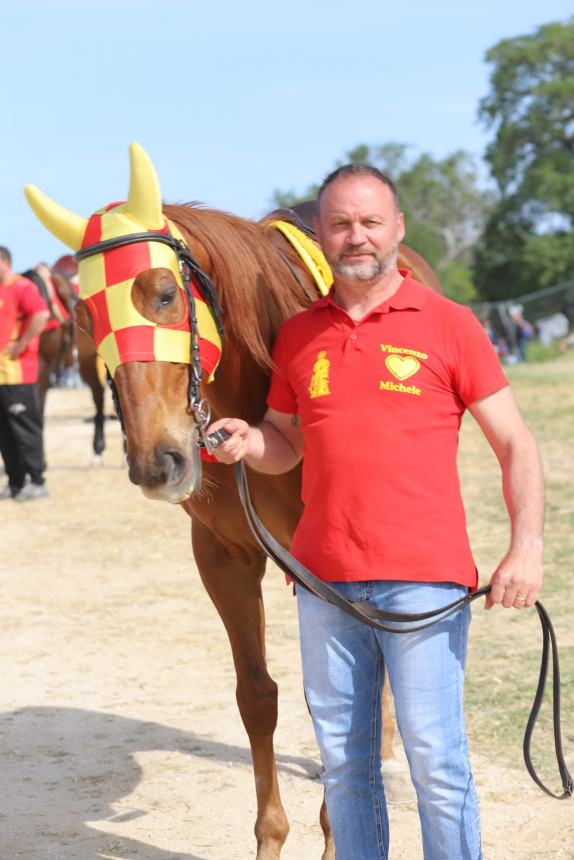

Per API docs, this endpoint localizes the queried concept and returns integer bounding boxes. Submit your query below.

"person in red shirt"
[0,246,50,500]
[207,166,544,860]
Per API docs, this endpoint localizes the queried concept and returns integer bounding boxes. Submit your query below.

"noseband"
[74,230,224,447]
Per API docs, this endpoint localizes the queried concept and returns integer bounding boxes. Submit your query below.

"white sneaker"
[0,484,20,500]
[13,483,49,502]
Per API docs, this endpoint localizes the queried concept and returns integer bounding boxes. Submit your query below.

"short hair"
[0,246,12,264]
[317,163,400,212]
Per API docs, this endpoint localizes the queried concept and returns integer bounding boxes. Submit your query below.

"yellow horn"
[24,185,88,251]
[126,142,164,228]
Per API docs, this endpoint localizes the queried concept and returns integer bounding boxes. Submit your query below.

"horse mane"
[163,203,309,368]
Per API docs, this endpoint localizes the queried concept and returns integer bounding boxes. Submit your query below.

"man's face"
[316,176,405,282]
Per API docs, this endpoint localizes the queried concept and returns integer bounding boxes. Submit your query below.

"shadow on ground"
[0,706,319,859]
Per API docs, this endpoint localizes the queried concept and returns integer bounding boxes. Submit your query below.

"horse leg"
[192,519,289,859]
[381,674,395,761]
[77,335,105,459]
[36,356,50,425]
[319,794,335,860]
[37,328,64,424]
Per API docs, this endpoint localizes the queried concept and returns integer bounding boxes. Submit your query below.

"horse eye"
[158,285,177,308]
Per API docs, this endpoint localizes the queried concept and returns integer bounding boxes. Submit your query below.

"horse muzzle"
[127,441,201,504]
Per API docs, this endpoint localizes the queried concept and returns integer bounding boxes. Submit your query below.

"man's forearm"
[208,414,303,473]
[244,420,301,474]
[501,429,544,550]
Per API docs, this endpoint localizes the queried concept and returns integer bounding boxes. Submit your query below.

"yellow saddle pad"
[270,220,333,296]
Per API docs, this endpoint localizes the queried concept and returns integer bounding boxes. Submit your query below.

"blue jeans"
[297,580,482,860]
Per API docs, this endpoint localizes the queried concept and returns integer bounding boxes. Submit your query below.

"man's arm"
[207,408,304,474]
[468,386,544,609]
[5,309,50,359]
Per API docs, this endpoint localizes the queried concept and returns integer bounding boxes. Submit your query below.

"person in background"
[509,303,535,362]
[206,165,544,860]
[0,245,50,500]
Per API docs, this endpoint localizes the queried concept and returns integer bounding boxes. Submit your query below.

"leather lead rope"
[231,459,573,801]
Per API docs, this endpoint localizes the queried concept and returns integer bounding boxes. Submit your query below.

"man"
[0,246,50,500]
[208,165,544,859]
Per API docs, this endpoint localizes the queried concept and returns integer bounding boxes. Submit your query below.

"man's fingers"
[488,581,506,606]
[486,579,538,611]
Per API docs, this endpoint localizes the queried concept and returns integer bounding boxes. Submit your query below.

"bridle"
[74,229,224,451]
[75,228,572,802]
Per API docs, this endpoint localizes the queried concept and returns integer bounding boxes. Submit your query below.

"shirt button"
[350,334,357,340]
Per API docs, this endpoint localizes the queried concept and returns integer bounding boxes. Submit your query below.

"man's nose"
[348,222,367,244]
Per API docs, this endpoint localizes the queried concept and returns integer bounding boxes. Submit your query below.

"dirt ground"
[1,387,572,860]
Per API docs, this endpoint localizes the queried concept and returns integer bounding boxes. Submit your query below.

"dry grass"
[460,350,574,779]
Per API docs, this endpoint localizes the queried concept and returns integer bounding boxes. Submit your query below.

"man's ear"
[397,211,406,242]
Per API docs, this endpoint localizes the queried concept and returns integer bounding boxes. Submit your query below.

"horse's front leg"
[76,331,105,459]
[192,518,289,860]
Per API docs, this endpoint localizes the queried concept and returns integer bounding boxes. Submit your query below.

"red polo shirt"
[0,276,48,384]
[267,271,508,587]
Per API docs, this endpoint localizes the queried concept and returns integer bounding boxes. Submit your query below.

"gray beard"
[334,242,399,283]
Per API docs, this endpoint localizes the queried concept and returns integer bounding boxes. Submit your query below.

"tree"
[271,144,492,303]
[476,18,574,297]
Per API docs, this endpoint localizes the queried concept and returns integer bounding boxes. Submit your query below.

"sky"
[3,0,573,270]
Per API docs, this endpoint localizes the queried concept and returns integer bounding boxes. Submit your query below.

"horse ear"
[24,185,88,251]
[126,142,164,229]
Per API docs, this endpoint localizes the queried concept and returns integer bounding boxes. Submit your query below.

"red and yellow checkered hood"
[24,143,222,380]
[77,204,221,378]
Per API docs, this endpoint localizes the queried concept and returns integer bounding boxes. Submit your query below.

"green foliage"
[475,18,574,298]
[440,260,479,304]
[271,144,492,302]
[479,18,574,214]
[524,340,560,363]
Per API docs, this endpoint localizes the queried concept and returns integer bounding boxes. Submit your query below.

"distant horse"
[24,261,108,459]
[25,145,442,859]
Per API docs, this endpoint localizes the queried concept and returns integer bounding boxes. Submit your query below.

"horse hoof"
[91,454,103,468]
[382,758,414,805]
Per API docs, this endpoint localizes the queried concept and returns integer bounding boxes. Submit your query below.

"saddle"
[22,266,70,325]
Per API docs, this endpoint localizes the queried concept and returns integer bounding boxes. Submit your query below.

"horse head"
[25,143,222,504]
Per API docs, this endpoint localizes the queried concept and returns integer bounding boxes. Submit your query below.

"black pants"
[0,384,46,490]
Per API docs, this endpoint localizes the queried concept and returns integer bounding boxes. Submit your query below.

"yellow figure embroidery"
[309,350,331,398]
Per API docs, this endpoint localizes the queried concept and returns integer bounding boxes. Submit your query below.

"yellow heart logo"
[385,354,420,381]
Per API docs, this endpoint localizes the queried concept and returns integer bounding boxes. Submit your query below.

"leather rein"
[224,456,573,801]
[76,228,572,802]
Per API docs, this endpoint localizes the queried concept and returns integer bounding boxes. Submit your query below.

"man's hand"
[5,340,24,359]
[485,540,543,610]
[207,418,252,464]
[4,310,50,360]
[206,408,303,475]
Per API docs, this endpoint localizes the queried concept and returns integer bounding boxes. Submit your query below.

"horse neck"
[206,343,270,426]
[165,203,312,379]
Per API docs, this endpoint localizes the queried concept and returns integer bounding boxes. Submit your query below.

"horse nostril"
[158,446,186,482]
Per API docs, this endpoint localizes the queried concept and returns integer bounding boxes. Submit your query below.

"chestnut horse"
[24,262,108,459]
[25,145,441,859]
